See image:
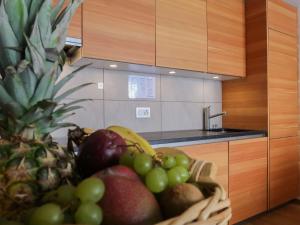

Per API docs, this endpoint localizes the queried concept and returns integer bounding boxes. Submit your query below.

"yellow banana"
[107,125,156,156]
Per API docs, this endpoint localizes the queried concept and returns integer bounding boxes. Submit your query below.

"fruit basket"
[154,148,231,225]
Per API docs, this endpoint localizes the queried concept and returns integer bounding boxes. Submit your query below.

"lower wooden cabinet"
[229,138,268,224]
[269,136,299,208]
[178,142,229,192]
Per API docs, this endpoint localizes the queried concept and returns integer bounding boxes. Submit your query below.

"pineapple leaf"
[46,122,77,133]
[61,99,92,108]
[50,0,83,51]
[3,74,29,108]
[24,34,45,76]
[0,80,25,116]
[29,66,56,106]
[17,60,30,74]
[54,83,93,102]
[53,113,75,123]
[51,0,66,24]
[36,0,52,48]
[19,67,37,98]
[4,0,28,44]
[28,0,43,25]
[54,105,83,116]
[53,63,92,96]
[0,1,21,69]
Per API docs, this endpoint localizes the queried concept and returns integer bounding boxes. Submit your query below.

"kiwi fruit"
[159,183,204,218]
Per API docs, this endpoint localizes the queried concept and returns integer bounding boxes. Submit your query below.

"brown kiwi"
[159,183,205,218]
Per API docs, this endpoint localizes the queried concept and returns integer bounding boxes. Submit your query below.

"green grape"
[75,178,105,203]
[75,202,103,225]
[133,153,153,176]
[57,185,76,206]
[167,167,184,187]
[145,167,168,193]
[119,151,135,167]
[162,155,176,169]
[176,166,190,182]
[29,203,63,225]
[175,154,190,169]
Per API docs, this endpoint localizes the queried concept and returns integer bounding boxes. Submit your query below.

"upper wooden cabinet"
[52,0,82,39]
[268,0,297,36]
[269,137,299,208]
[229,138,268,224]
[207,0,246,77]
[82,0,155,65]
[178,142,229,192]
[268,29,298,139]
[156,0,207,71]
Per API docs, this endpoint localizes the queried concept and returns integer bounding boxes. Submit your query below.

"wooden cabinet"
[52,0,82,39]
[207,0,246,77]
[268,29,298,139]
[268,0,297,37]
[178,142,229,192]
[229,138,268,224]
[156,0,207,71]
[82,0,155,65]
[270,137,299,208]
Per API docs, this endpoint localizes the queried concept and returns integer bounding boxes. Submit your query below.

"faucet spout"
[203,106,227,130]
[209,112,227,119]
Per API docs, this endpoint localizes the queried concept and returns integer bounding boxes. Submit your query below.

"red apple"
[77,129,127,177]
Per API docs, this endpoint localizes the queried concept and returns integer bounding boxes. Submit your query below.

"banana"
[107,125,156,156]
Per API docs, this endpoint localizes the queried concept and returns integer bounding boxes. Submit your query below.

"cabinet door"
[178,142,228,192]
[82,0,155,65]
[156,0,207,72]
[207,0,245,77]
[52,0,82,39]
[270,137,299,208]
[268,0,297,37]
[229,138,268,224]
[268,29,298,139]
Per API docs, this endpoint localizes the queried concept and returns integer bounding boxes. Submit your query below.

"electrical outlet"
[136,107,151,118]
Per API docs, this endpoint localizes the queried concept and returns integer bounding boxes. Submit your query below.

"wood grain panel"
[268,29,298,139]
[229,138,268,224]
[82,0,155,65]
[178,142,229,192]
[244,202,300,225]
[223,0,268,130]
[270,137,299,208]
[52,0,82,39]
[207,0,246,77]
[268,0,297,37]
[156,0,207,71]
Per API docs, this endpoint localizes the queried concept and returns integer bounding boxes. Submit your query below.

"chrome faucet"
[203,106,227,130]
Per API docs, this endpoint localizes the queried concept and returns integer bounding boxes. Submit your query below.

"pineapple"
[0,0,88,217]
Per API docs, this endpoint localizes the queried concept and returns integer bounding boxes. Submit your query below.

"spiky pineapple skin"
[0,0,86,218]
[0,141,75,218]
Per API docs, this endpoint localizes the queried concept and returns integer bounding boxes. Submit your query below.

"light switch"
[97,82,104,90]
[136,107,151,118]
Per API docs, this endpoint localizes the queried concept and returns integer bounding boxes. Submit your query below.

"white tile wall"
[52,66,223,142]
[161,76,204,102]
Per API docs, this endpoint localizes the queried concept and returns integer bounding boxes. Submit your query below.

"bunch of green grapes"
[10,178,105,225]
[120,151,191,193]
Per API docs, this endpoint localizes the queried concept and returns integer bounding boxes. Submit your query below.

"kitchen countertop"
[140,129,267,148]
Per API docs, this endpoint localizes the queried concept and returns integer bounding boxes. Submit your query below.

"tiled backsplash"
[53,66,222,143]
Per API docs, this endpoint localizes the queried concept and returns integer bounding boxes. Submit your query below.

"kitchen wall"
[53,65,222,143]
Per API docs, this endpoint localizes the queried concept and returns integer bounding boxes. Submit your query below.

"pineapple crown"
[0,0,90,142]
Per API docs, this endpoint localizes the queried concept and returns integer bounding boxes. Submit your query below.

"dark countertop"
[139,129,267,147]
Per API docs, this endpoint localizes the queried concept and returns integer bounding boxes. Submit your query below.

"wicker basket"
[154,148,232,225]
[65,137,232,225]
